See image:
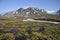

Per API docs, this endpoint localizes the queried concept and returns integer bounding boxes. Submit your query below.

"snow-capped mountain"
[3,7,59,18]
[4,7,48,17]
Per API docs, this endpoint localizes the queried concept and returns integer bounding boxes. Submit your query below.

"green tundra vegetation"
[0,18,60,40]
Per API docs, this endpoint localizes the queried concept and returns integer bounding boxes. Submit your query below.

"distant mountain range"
[3,7,47,17]
[0,7,60,19]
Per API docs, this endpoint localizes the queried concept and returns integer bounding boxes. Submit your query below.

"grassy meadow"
[0,18,60,40]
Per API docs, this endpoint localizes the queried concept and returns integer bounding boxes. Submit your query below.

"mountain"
[1,7,60,21]
[56,9,60,15]
[3,7,60,20]
[4,11,18,17]
[4,7,48,17]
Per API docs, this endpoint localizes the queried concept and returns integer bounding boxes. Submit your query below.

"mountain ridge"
[0,7,60,19]
[3,7,48,17]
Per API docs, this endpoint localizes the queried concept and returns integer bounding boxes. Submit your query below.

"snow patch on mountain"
[45,10,56,14]
[23,7,29,9]
[26,12,30,15]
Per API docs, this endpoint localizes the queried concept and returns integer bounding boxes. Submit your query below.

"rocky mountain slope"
[56,9,60,15]
[4,7,48,17]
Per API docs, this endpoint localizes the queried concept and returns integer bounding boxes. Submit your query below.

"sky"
[0,0,60,14]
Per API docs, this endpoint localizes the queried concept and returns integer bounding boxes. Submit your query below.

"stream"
[23,19,60,24]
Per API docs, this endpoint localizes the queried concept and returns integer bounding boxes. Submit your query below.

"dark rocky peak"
[17,8,23,13]
[57,9,60,15]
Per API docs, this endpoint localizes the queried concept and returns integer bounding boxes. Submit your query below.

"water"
[23,19,60,24]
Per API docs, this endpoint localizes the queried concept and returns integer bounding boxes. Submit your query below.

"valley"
[0,7,60,40]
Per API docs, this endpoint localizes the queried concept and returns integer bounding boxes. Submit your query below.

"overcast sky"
[0,0,60,13]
